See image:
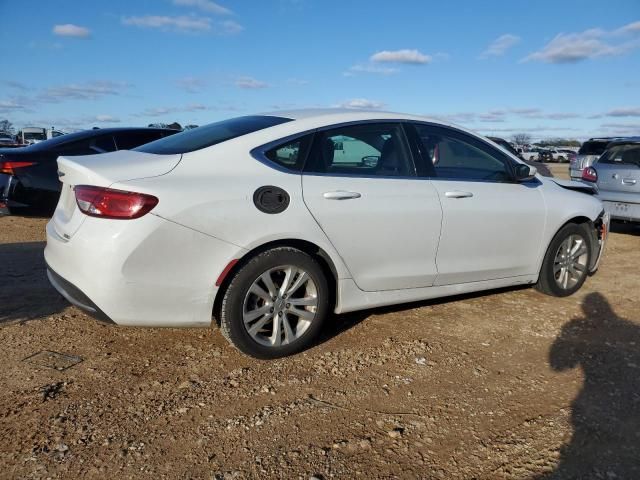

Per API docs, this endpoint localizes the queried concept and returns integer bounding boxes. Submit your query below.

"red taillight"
[0,161,36,175]
[582,167,598,182]
[74,185,158,219]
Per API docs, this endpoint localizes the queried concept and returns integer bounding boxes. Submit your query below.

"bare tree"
[511,133,532,146]
[0,119,14,134]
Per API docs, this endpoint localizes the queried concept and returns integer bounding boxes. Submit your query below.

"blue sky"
[0,0,639,140]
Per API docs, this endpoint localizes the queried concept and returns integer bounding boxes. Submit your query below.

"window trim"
[251,119,420,179]
[406,122,522,184]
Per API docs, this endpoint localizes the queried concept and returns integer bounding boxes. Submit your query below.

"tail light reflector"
[75,185,158,219]
[0,161,36,175]
[582,167,598,182]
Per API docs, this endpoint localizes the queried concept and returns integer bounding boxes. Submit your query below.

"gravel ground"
[1,165,639,479]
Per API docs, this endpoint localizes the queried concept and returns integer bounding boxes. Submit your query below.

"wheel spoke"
[248,314,272,336]
[281,313,294,345]
[270,314,282,346]
[285,271,309,297]
[573,262,586,273]
[279,266,298,296]
[243,304,271,324]
[288,296,317,307]
[571,245,587,259]
[562,268,569,288]
[260,271,277,298]
[287,306,315,321]
[249,283,271,301]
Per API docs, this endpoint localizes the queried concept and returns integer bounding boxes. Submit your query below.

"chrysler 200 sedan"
[45,110,609,358]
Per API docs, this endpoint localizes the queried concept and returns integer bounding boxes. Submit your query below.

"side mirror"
[515,163,537,181]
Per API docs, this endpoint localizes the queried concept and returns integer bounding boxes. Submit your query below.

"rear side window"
[89,135,116,153]
[579,141,608,156]
[264,135,312,171]
[599,145,640,167]
[135,115,292,155]
[115,130,176,150]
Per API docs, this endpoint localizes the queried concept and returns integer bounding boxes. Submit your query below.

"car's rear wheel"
[536,223,592,297]
[219,247,329,359]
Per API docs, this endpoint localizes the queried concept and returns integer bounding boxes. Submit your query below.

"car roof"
[261,108,450,126]
[606,137,640,147]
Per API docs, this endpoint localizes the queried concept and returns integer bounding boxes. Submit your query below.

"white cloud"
[219,20,243,34]
[122,15,211,32]
[336,98,385,110]
[121,14,242,35]
[93,115,120,123]
[370,49,431,64]
[37,81,130,102]
[235,76,268,89]
[344,63,399,76]
[479,34,520,58]
[172,0,232,15]
[524,21,640,63]
[53,24,91,38]
[135,103,211,117]
[0,99,29,113]
[605,107,640,117]
[176,76,206,93]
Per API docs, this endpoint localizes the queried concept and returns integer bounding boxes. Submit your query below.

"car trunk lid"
[51,150,181,240]
[596,162,640,195]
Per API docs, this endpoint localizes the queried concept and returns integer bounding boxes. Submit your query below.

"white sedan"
[45,110,609,358]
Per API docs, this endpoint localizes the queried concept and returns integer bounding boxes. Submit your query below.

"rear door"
[301,122,442,291]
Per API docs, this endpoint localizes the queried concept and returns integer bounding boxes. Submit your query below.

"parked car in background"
[582,138,640,223]
[488,136,552,177]
[17,127,48,145]
[0,133,17,147]
[570,138,619,180]
[0,127,178,215]
[45,110,608,359]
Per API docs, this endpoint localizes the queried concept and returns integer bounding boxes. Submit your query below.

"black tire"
[219,247,330,359]
[536,223,592,297]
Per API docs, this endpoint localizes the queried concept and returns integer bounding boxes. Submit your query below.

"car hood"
[550,178,597,195]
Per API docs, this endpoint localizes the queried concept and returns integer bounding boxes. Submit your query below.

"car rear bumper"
[46,266,115,324]
[44,213,245,328]
[569,168,583,180]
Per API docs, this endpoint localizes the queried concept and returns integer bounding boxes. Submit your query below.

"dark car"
[0,127,177,216]
[487,136,552,177]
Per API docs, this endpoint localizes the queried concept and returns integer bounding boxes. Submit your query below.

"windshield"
[579,140,608,156]
[599,144,640,167]
[23,132,46,141]
[134,115,292,155]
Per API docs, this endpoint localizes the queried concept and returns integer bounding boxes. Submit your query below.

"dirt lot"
[1,164,639,479]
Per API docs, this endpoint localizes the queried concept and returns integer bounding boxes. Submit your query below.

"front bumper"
[590,210,610,273]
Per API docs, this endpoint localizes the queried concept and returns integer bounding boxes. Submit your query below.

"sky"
[0,0,639,141]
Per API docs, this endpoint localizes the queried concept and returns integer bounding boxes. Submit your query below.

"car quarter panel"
[45,213,245,327]
[114,138,354,281]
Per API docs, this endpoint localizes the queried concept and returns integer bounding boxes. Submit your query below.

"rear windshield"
[578,140,609,156]
[134,115,292,155]
[599,144,640,167]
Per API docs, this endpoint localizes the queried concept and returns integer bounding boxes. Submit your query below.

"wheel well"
[543,216,598,271]
[212,239,338,325]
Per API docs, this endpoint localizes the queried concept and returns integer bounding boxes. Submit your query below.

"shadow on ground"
[540,292,640,479]
[0,241,67,325]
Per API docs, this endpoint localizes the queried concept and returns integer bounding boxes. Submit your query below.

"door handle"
[622,178,637,185]
[444,191,474,199]
[323,191,362,200]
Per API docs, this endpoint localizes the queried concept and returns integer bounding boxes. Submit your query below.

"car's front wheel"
[536,223,592,297]
[219,247,330,359]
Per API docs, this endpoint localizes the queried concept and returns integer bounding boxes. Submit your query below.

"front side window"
[412,124,512,182]
[135,115,292,155]
[304,123,413,177]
